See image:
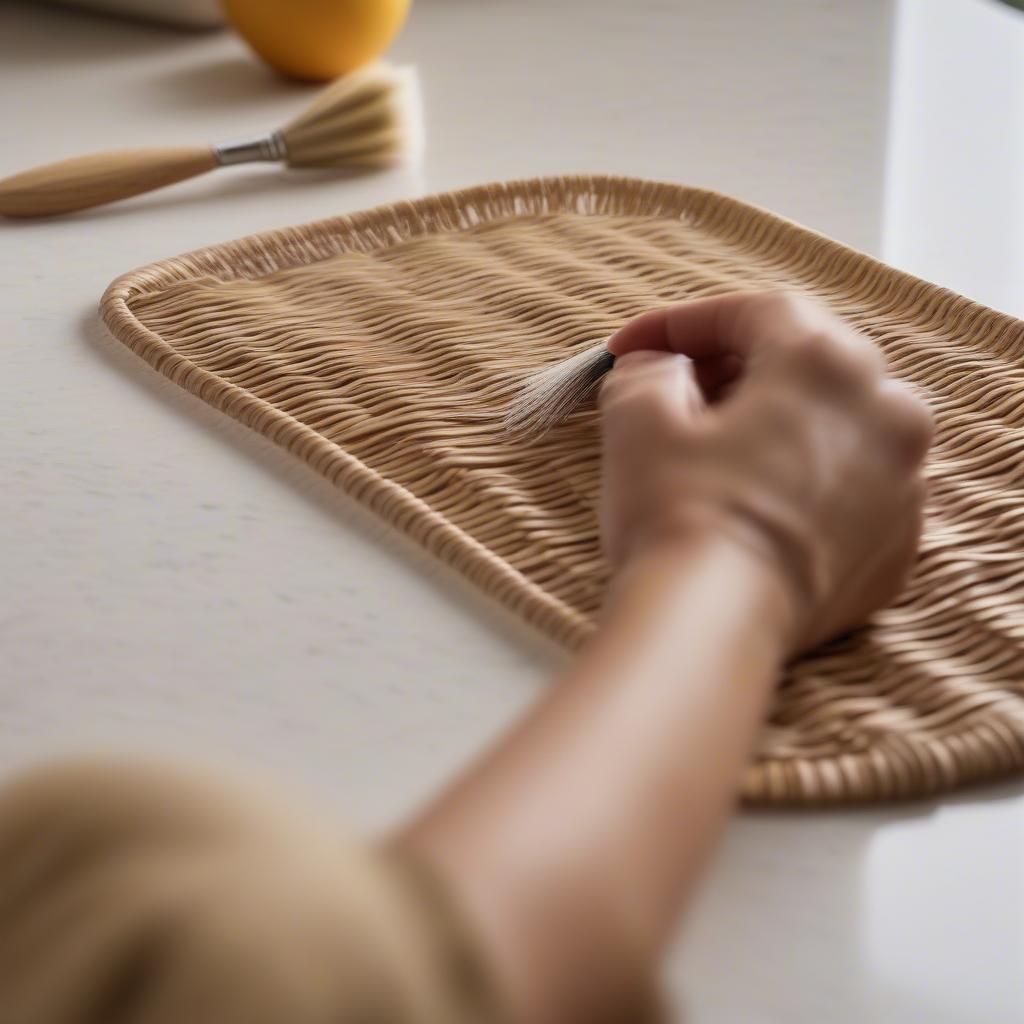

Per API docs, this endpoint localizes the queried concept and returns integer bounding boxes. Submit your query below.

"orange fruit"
[222,0,412,82]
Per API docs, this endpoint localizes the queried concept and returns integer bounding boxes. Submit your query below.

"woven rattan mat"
[102,175,1024,804]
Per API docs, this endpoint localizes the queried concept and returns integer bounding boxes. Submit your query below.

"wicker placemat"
[101,175,1024,804]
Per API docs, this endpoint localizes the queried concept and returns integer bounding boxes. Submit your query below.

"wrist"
[610,523,800,656]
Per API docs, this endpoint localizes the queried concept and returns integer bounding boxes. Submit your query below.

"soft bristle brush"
[504,341,615,438]
[0,64,420,218]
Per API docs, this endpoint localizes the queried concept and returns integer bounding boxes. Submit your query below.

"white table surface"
[2,1,1023,1021]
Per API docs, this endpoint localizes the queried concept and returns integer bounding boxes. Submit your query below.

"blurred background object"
[222,0,412,80]
[38,0,224,27]
[0,64,420,217]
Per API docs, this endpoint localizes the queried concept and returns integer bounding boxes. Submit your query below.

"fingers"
[599,351,704,452]
[874,379,934,467]
[606,295,932,468]
[607,296,743,359]
[607,292,885,385]
[607,291,816,359]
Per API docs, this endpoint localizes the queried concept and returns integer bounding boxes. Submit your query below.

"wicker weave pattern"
[101,176,1024,804]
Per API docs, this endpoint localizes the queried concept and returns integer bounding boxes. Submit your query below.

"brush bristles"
[281,64,421,170]
[504,343,615,438]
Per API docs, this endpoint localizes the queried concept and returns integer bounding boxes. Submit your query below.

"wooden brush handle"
[0,146,218,218]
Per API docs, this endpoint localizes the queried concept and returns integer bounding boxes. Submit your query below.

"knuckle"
[791,330,870,389]
[910,474,929,508]
[877,383,934,462]
[799,330,840,365]
[749,290,807,319]
[736,290,808,336]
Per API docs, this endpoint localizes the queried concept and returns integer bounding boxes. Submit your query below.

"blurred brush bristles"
[281,65,422,170]
[504,342,615,437]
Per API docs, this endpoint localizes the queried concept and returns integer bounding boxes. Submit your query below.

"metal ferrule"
[213,130,289,166]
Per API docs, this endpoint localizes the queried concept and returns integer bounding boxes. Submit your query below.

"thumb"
[599,351,704,450]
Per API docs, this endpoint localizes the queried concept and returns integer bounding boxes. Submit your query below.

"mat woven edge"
[100,174,1024,806]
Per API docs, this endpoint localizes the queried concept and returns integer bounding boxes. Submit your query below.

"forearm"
[397,530,793,1023]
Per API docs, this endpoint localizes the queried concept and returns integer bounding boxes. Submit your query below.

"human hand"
[599,292,933,651]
